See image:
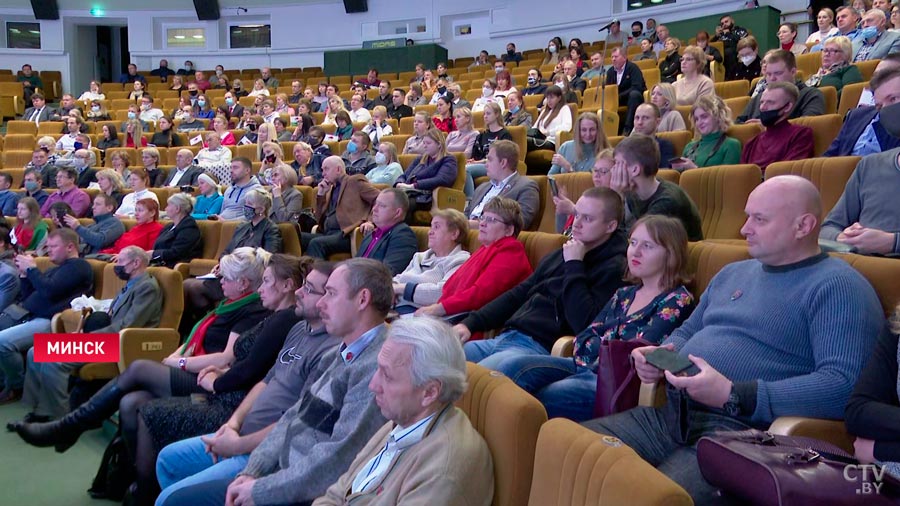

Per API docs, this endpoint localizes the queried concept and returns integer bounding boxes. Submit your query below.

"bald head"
[321,155,347,184]
[741,175,822,266]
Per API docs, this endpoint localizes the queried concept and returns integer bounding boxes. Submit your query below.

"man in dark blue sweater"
[0,228,93,404]
[583,176,885,503]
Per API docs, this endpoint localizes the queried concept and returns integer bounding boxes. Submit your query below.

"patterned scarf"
[179,292,260,357]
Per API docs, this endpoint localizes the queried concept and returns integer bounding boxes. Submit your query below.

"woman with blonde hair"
[549,112,609,175]
[269,164,303,223]
[806,36,862,98]
[445,106,479,160]
[248,78,270,97]
[322,96,348,125]
[672,95,742,171]
[140,147,166,187]
[673,45,715,106]
[258,141,286,184]
[78,80,105,102]
[650,83,687,133]
[86,100,110,122]
[659,37,683,84]
[93,169,127,209]
[211,115,236,146]
[807,7,839,44]
[366,141,404,185]
[124,118,148,148]
[362,105,393,145]
[394,128,458,194]
[274,93,295,116]
[11,197,48,253]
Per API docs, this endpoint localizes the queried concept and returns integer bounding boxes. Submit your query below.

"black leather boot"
[16,378,123,452]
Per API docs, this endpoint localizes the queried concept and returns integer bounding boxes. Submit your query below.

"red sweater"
[432,116,456,134]
[740,120,813,173]
[101,221,163,254]
[439,236,533,315]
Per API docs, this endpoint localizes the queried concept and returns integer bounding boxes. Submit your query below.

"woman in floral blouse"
[505,215,695,421]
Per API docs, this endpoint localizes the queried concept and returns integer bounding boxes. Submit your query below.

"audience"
[445,106,479,160]
[808,7,839,45]
[583,176,883,502]
[115,168,159,219]
[674,95,742,170]
[11,197,47,253]
[673,45,715,106]
[528,85,573,151]
[825,65,900,156]
[729,35,762,82]
[341,131,376,176]
[464,103,512,198]
[0,173,20,217]
[65,193,125,255]
[217,158,262,220]
[386,88,414,120]
[738,50,825,123]
[191,173,224,220]
[650,83,688,133]
[659,38,683,84]
[807,36,863,98]
[21,169,49,209]
[356,189,418,275]
[40,168,90,218]
[853,9,900,61]
[607,47,646,135]
[151,193,204,268]
[695,31,723,77]
[549,112,609,176]
[741,82,815,172]
[712,15,750,77]
[778,22,809,57]
[630,103,677,169]
[101,198,164,256]
[395,129,458,200]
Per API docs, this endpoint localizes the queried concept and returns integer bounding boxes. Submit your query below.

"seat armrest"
[768,416,855,454]
[433,187,466,212]
[118,328,181,372]
[51,309,85,334]
[173,262,191,279]
[639,380,668,408]
[551,336,575,357]
[78,363,120,381]
[186,259,217,278]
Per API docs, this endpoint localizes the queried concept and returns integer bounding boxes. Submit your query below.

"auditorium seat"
[456,362,547,506]
[854,59,879,81]
[679,164,761,240]
[5,120,37,135]
[837,81,867,118]
[3,134,36,152]
[725,122,762,148]
[724,96,750,122]
[658,130,692,159]
[714,79,749,100]
[764,156,859,216]
[104,147,138,167]
[2,151,33,171]
[526,418,693,506]
[789,114,842,157]
[36,121,64,136]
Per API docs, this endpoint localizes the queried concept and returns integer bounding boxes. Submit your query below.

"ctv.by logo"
[844,464,889,495]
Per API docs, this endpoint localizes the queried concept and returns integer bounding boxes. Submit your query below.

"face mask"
[189,90,198,97]
[141,103,150,110]
[495,67,504,74]
[24,181,38,192]
[265,153,276,163]
[234,84,241,90]
[197,100,206,107]
[73,141,84,150]
[527,76,538,86]
[759,107,784,127]
[216,70,223,76]
[374,152,386,165]
[243,206,256,221]
[185,65,193,71]
[248,123,257,132]
[555,80,565,87]
[183,114,193,122]
[225,97,234,106]
[72,158,86,169]
[878,102,900,138]
[127,111,136,119]
[860,26,879,39]
[346,141,358,154]
[510,105,520,114]
[113,265,131,281]
[548,45,557,53]
[740,55,756,66]
[482,87,493,98]
[437,86,447,94]
[91,106,100,112]
[310,136,322,147]
[632,30,642,37]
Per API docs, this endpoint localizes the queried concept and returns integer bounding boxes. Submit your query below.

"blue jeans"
[496,354,598,421]
[464,163,487,198]
[582,388,752,505]
[464,329,549,376]
[155,434,250,506]
[0,318,51,390]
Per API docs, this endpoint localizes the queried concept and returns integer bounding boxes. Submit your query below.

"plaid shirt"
[854,33,881,62]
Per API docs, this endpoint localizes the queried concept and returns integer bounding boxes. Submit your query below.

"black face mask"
[632,30,642,37]
[759,107,784,128]
[437,86,447,94]
[247,123,257,132]
[879,102,900,138]
[507,49,515,55]
[189,90,198,97]
[265,153,276,163]
[113,265,131,281]
[310,137,322,147]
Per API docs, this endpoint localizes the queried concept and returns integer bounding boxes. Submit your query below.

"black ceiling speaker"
[31,0,59,20]
[193,0,221,20]
[343,0,368,13]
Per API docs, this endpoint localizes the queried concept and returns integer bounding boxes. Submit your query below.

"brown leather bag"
[697,429,900,506]
[592,338,649,418]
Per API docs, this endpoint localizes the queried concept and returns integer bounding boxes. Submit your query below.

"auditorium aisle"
[0,401,115,505]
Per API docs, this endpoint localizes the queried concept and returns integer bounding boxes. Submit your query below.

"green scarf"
[179,292,260,356]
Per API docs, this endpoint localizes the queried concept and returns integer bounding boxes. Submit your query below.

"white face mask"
[375,152,386,165]
[482,87,493,98]
[740,55,756,66]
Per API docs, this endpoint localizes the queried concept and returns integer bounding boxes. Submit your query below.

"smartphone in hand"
[644,348,700,376]
[548,177,559,197]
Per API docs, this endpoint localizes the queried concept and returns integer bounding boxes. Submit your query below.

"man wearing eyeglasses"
[154,261,342,505]
[465,140,539,230]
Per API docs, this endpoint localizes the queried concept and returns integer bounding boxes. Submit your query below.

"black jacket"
[152,215,204,268]
[462,230,628,350]
[606,61,647,98]
[76,168,98,189]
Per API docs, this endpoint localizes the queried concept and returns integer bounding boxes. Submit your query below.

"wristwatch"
[178,357,187,371]
[723,384,741,417]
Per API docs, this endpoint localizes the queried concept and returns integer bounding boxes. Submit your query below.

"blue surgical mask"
[346,141,358,154]
[197,100,206,107]
[225,97,234,106]
[91,105,100,112]
[127,111,136,119]
[510,105,520,114]
[527,76,538,86]
[860,26,879,39]
[24,181,39,192]
[73,141,84,150]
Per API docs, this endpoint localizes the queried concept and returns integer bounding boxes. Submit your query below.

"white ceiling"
[4,0,326,12]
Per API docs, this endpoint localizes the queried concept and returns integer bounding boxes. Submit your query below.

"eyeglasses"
[478,215,509,225]
[301,282,326,296]
[822,48,843,54]
[592,167,612,175]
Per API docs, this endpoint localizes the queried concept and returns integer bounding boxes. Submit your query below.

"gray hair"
[166,192,194,215]
[245,188,273,214]
[219,246,271,290]
[119,245,150,266]
[76,148,96,167]
[387,317,468,404]
[340,258,393,316]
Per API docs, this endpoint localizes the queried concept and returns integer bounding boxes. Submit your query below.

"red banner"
[33,334,120,363]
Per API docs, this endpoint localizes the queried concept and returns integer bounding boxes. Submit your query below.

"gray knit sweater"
[820,148,900,254]
[667,254,883,424]
[395,246,471,307]
[241,324,388,505]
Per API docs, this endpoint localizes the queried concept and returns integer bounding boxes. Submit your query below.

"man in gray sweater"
[166,258,392,506]
[62,193,125,255]
[584,176,884,503]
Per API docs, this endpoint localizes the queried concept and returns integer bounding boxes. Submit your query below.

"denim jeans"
[495,354,598,421]
[0,318,51,390]
[155,434,250,506]
[464,329,549,376]
[582,387,752,505]
[464,163,487,198]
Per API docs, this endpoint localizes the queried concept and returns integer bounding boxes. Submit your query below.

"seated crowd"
[0,9,899,505]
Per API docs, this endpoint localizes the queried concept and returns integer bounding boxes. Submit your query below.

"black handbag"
[88,431,134,501]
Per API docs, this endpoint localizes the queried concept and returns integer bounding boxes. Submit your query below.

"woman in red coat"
[100,198,163,255]
[416,197,532,322]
